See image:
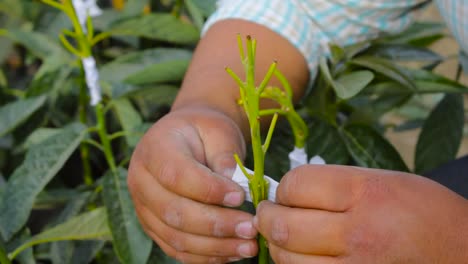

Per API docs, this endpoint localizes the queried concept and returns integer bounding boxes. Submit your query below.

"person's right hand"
[127,106,259,263]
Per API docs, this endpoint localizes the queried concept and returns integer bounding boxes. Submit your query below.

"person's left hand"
[254,165,468,263]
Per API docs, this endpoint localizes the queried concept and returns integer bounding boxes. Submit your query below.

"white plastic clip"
[231,165,279,203]
[82,57,102,105]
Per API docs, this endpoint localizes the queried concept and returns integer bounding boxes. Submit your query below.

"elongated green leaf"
[125,60,189,85]
[3,29,66,59]
[0,96,47,138]
[0,69,6,87]
[366,44,442,62]
[9,208,111,260]
[70,241,105,264]
[5,229,34,264]
[21,128,61,150]
[190,0,217,16]
[103,168,152,264]
[122,0,149,17]
[112,99,143,148]
[380,22,445,46]
[350,56,417,91]
[100,48,192,83]
[335,71,374,99]
[341,124,409,171]
[0,123,86,240]
[50,192,91,264]
[415,94,464,174]
[185,0,204,30]
[108,14,200,44]
[365,81,468,95]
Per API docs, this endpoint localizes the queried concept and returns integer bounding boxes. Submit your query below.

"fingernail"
[228,257,243,262]
[235,221,256,239]
[223,192,243,207]
[237,243,254,257]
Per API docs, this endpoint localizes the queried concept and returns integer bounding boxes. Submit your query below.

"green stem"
[258,236,268,264]
[95,104,117,173]
[0,239,11,264]
[79,65,93,186]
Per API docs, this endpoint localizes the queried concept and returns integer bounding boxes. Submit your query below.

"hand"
[128,107,258,263]
[254,165,468,263]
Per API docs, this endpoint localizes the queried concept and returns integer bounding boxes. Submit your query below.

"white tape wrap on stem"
[72,0,102,32]
[82,57,102,105]
[231,165,279,203]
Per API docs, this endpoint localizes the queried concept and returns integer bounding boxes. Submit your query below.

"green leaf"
[190,0,217,16]
[350,56,417,91]
[125,60,189,85]
[108,13,200,44]
[147,245,180,264]
[50,192,91,264]
[122,0,149,17]
[0,96,47,138]
[0,123,87,240]
[21,128,61,150]
[9,208,111,260]
[112,99,143,148]
[329,43,345,64]
[341,124,409,171]
[334,71,374,99]
[380,22,446,46]
[70,241,105,264]
[3,29,66,59]
[185,0,205,30]
[415,94,464,174]
[100,48,192,83]
[5,229,34,264]
[366,44,443,62]
[0,69,6,87]
[103,168,152,264]
[365,80,468,95]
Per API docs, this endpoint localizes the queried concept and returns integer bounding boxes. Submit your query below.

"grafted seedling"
[226,34,309,264]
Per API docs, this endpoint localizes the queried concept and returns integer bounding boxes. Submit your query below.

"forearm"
[172,19,309,139]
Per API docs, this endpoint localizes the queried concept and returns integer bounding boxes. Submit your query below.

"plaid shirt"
[203,0,467,79]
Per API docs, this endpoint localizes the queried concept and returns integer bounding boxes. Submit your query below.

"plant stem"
[0,239,11,264]
[95,104,117,173]
[79,65,93,186]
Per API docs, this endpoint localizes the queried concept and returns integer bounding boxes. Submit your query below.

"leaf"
[3,29,66,60]
[415,94,464,174]
[341,124,409,171]
[0,69,6,87]
[147,245,180,264]
[350,56,417,91]
[185,0,204,30]
[112,99,143,148]
[0,96,47,138]
[365,80,468,95]
[9,208,111,260]
[5,229,34,264]
[329,43,345,64]
[366,44,443,62]
[99,48,192,83]
[122,0,149,18]
[380,22,446,46]
[334,71,374,99]
[190,0,217,16]
[21,128,61,150]
[103,168,152,264]
[108,13,200,44]
[70,241,105,264]
[0,123,87,240]
[50,192,91,264]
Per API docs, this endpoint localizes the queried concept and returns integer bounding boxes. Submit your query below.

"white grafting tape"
[231,165,279,203]
[82,57,102,105]
[72,0,102,32]
[288,147,308,169]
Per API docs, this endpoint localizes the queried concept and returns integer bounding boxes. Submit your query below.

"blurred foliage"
[0,0,467,263]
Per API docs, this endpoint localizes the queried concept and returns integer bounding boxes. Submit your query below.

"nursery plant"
[0,0,467,263]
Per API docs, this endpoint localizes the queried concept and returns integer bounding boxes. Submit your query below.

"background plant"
[0,1,467,264]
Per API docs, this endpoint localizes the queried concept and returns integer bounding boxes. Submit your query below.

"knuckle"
[162,200,184,229]
[271,218,289,246]
[168,232,187,252]
[157,162,180,191]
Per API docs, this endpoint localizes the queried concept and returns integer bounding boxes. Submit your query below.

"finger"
[268,243,338,264]
[130,166,257,239]
[277,165,364,211]
[136,203,258,258]
[140,221,243,264]
[132,127,245,207]
[255,201,346,256]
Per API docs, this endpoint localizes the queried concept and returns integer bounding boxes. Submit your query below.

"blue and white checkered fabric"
[203,0,466,80]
